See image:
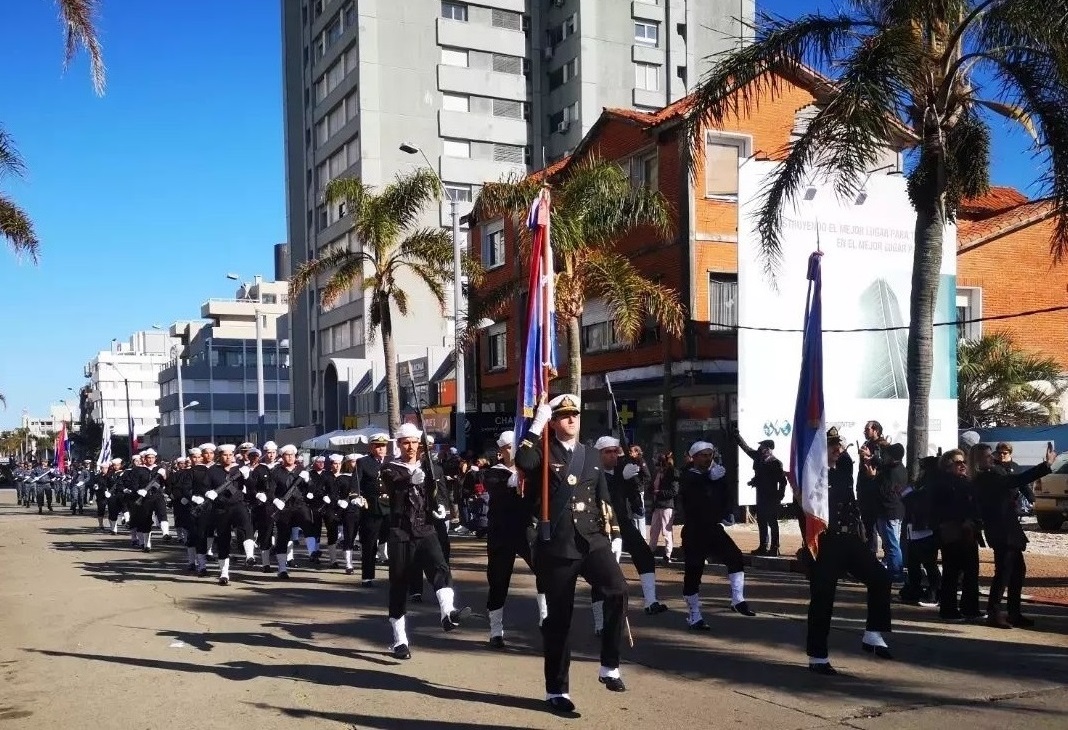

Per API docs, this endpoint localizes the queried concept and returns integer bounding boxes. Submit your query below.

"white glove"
[104,491,111,499]
[469,465,479,472]
[205,490,218,501]
[622,463,640,480]
[611,537,623,561]
[355,496,368,508]
[255,492,267,503]
[240,466,251,479]
[337,499,349,509]
[410,468,425,485]
[157,468,167,479]
[191,495,205,505]
[137,489,148,497]
[323,495,331,504]
[432,504,448,520]
[529,403,553,436]
[709,464,726,480]
[306,492,314,500]
[180,497,188,505]
[272,498,285,510]
[506,472,519,489]
[299,470,311,483]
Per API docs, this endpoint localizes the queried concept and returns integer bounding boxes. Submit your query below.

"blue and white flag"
[97,423,113,469]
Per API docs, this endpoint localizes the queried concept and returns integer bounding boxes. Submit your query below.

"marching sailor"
[206,444,255,585]
[129,449,170,552]
[269,445,313,578]
[337,453,366,575]
[357,433,391,585]
[245,447,277,573]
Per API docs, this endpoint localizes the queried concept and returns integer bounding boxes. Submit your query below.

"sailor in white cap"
[244,447,276,572]
[90,461,110,531]
[267,444,313,578]
[204,444,255,585]
[303,455,330,564]
[357,433,392,584]
[237,442,254,466]
[168,455,193,552]
[678,441,756,631]
[186,444,218,575]
[591,435,667,633]
[336,453,366,574]
[515,393,629,712]
[106,458,126,534]
[379,422,470,659]
[484,430,547,649]
[262,441,279,467]
[128,448,170,552]
[320,454,345,568]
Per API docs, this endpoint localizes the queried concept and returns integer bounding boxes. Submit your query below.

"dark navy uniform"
[357,453,389,581]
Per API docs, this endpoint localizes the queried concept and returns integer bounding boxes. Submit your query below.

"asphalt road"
[2,489,1068,729]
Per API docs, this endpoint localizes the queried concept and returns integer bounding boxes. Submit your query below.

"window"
[487,324,507,370]
[492,98,522,119]
[630,152,658,190]
[704,134,749,197]
[441,1,468,21]
[444,183,473,202]
[563,58,578,82]
[492,53,523,75]
[442,92,469,112]
[491,9,522,30]
[443,139,471,158]
[634,62,660,91]
[343,1,355,27]
[441,48,469,67]
[482,224,506,268]
[635,21,659,46]
[582,321,620,353]
[564,14,577,37]
[708,274,738,331]
[957,287,982,341]
[325,16,342,47]
[493,143,525,164]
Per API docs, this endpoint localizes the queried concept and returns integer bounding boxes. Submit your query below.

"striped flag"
[514,188,559,436]
[789,251,829,557]
[55,424,69,474]
[97,423,113,469]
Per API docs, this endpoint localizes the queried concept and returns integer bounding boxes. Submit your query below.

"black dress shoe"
[489,635,505,649]
[1008,614,1035,628]
[362,579,375,587]
[809,662,838,676]
[731,601,757,617]
[750,547,768,556]
[262,565,273,573]
[644,601,668,615]
[545,696,576,714]
[861,642,893,659]
[441,607,471,632]
[409,593,423,603]
[593,628,603,638]
[245,557,256,567]
[276,571,290,580]
[392,643,411,660]
[219,577,229,587]
[142,547,151,553]
[599,676,626,692]
[196,569,208,578]
[688,619,711,631]
[345,568,354,575]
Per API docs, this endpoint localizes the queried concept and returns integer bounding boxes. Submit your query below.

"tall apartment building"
[84,330,179,441]
[281,0,752,429]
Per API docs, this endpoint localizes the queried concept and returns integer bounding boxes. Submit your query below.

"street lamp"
[101,359,135,454]
[228,273,267,446]
[400,141,466,452]
[155,326,191,456]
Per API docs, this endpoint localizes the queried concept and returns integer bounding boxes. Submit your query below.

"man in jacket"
[735,431,787,556]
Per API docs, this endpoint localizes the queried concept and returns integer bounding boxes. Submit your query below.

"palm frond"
[378,168,442,234]
[460,278,520,347]
[471,172,543,224]
[58,0,105,94]
[397,227,454,272]
[579,250,685,343]
[288,245,357,300]
[958,331,1065,426]
[367,290,386,344]
[0,195,40,262]
[404,262,450,313]
[319,253,368,308]
[0,128,27,180]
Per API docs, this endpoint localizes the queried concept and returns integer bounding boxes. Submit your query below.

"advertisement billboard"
[736,161,957,505]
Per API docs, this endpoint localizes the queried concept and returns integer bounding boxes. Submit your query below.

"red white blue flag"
[789,251,829,557]
[515,188,558,436]
[55,423,69,474]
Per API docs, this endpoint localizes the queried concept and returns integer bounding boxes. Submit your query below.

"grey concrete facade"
[282,0,751,429]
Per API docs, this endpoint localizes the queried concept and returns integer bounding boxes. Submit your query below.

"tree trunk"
[567,314,582,398]
[380,299,402,433]
[906,191,947,483]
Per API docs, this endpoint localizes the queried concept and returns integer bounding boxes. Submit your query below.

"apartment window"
[708,274,738,331]
[441,48,469,67]
[635,21,659,46]
[635,62,660,91]
[325,16,342,47]
[563,58,578,82]
[704,133,750,197]
[493,143,525,164]
[564,14,577,37]
[630,151,658,190]
[487,324,508,371]
[582,321,620,353]
[441,1,468,21]
[343,1,355,27]
[492,53,524,75]
[443,139,471,158]
[957,288,982,340]
[442,92,470,112]
[482,224,506,269]
[492,98,522,119]
[444,183,473,202]
[549,59,578,91]
[313,0,324,18]
[491,8,522,31]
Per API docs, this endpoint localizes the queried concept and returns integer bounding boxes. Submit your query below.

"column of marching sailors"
[66,393,899,714]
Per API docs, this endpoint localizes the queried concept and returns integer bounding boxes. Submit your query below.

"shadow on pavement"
[244,702,567,727]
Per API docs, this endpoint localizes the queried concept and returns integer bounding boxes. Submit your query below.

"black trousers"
[901,534,940,601]
[321,511,340,545]
[173,500,193,531]
[591,515,655,604]
[536,547,628,695]
[36,487,53,512]
[682,522,744,595]
[987,545,1026,617]
[95,497,106,518]
[486,533,536,611]
[251,502,274,551]
[939,540,981,616]
[189,508,215,555]
[107,495,123,522]
[359,513,388,580]
[806,530,892,659]
[273,504,312,557]
[756,498,779,549]
[340,508,360,550]
[70,488,86,513]
[213,502,253,559]
[388,532,451,619]
[409,520,451,596]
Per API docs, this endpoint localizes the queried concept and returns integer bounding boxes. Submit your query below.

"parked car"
[1033,452,1068,531]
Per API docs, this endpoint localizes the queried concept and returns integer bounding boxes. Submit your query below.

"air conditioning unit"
[557,120,571,133]
[543,45,554,60]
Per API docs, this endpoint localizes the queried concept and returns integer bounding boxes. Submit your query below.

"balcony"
[436,18,526,58]
[438,64,527,102]
[438,110,528,147]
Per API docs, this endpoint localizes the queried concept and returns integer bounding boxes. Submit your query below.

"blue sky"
[0,1,285,427]
[0,0,1048,428]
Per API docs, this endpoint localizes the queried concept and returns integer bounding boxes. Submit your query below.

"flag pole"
[539,187,552,543]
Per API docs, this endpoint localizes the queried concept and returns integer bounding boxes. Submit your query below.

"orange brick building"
[465,67,838,458]
[956,190,1068,368]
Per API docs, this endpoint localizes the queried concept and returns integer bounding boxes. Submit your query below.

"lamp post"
[153,325,192,455]
[101,359,134,455]
[228,273,266,446]
[399,141,466,452]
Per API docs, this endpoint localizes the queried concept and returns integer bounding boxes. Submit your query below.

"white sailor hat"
[549,393,581,417]
[369,432,390,445]
[688,441,716,457]
[496,430,515,448]
[263,441,278,451]
[594,436,620,451]
[279,444,298,455]
[329,453,344,463]
[141,448,158,457]
[218,444,237,454]
[175,456,189,463]
[426,435,436,446]
[188,447,202,456]
[313,454,327,462]
[111,458,124,465]
[199,443,217,452]
[394,423,422,441]
[247,448,262,458]
[238,442,254,450]
[344,453,361,463]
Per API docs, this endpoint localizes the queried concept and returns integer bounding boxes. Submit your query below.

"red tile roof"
[959,186,1029,218]
[958,200,1054,247]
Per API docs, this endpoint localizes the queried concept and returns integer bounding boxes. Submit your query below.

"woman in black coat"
[931,449,983,622]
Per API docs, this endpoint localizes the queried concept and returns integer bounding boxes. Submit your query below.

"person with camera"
[735,431,788,556]
[932,449,984,622]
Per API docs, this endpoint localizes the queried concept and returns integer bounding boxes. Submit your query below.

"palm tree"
[958,332,1065,427]
[289,169,483,432]
[2,0,105,262]
[686,1,1068,479]
[472,157,685,396]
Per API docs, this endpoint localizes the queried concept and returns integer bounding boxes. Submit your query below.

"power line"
[709,303,1068,334]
